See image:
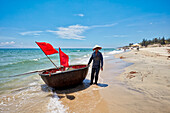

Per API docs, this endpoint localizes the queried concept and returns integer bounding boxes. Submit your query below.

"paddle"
[10,70,42,77]
[9,68,56,77]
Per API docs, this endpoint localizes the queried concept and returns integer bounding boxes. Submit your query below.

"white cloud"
[19,31,43,36]
[47,25,88,40]
[90,23,118,28]
[112,35,128,38]
[74,14,84,17]
[0,41,15,46]
[46,23,117,40]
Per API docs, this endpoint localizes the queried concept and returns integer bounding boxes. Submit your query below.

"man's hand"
[101,67,103,71]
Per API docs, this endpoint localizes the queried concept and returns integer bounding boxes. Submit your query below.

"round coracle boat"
[39,64,89,89]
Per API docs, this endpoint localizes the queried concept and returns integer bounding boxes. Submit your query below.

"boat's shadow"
[54,79,91,94]
[41,79,90,100]
[41,79,108,100]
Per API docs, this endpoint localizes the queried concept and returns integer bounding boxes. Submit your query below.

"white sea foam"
[83,54,90,58]
[103,56,109,58]
[32,58,40,61]
[5,58,40,66]
[74,58,89,65]
[107,50,123,55]
[0,85,43,111]
[28,82,38,86]
[47,92,68,113]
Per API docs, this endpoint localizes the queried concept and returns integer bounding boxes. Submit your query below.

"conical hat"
[93,45,102,50]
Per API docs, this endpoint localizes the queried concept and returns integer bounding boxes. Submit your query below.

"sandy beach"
[0,47,170,113]
[112,47,170,113]
[60,47,170,113]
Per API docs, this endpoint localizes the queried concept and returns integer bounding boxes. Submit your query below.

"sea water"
[0,48,123,112]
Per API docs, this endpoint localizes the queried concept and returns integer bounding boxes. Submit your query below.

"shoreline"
[64,46,170,113]
[1,47,170,112]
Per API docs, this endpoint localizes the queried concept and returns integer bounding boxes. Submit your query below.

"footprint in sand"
[167,85,170,87]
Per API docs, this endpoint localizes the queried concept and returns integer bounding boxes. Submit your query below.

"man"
[88,45,103,85]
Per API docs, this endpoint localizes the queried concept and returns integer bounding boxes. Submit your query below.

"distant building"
[131,43,141,48]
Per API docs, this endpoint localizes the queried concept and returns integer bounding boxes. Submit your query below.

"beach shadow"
[41,79,91,100]
[96,83,108,87]
[53,79,91,94]
[66,94,75,100]
[41,84,52,92]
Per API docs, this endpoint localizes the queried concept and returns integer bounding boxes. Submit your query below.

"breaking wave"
[47,92,68,113]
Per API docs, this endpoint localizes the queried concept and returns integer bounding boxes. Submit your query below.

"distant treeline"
[139,37,170,47]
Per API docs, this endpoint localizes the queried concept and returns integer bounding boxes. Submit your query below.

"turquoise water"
[0,48,116,93]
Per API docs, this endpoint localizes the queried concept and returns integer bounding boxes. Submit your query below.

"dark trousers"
[91,68,100,84]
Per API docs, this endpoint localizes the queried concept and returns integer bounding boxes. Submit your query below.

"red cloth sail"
[59,48,69,67]
[36,42,58,55]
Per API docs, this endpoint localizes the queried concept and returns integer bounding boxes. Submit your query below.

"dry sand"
[113,47,170,113]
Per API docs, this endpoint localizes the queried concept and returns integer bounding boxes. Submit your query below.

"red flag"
[59,48,69,67]
[36,42,58,55]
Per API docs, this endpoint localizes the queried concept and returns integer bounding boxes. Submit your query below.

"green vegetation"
[139,37,170,47]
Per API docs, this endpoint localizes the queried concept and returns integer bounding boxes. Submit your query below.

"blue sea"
[0,48,123,112]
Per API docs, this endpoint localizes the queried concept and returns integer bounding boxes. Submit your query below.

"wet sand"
[51,55,135,113]
[59,47,170,113]
[1,47,170,113]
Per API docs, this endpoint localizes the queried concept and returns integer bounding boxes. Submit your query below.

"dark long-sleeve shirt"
[88,51,103,68]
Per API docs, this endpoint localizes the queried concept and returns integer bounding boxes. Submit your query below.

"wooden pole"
[59,47,61,67]
[9,67,56,77]
[45,55,58,69]
[10,70,41,77]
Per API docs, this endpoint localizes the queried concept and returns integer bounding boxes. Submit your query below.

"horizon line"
[0,47,117,49]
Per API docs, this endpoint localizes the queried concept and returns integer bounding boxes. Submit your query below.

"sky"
[0,0,170,48]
